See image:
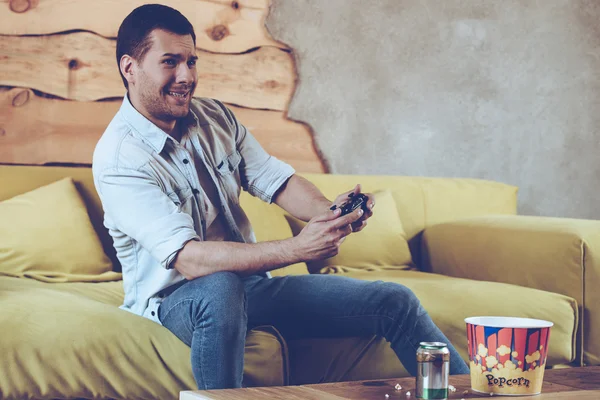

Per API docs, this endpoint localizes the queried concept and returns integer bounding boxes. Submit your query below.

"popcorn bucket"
[465,317,553,396]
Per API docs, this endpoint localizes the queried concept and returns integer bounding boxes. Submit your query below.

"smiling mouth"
[168,91,190,99]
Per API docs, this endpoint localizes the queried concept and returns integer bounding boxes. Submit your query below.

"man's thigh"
[244,274,418,339]
[159,272,246,346]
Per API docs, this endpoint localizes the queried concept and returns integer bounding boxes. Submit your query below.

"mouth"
[166,90,191,102]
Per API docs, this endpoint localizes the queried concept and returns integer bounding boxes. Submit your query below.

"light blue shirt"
[92,95,295,324]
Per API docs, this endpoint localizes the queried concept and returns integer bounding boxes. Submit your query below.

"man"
[93,4,469,390]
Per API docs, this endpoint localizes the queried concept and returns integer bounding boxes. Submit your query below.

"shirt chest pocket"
[215,150,242,204]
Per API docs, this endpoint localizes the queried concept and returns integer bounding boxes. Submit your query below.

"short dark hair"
[116,4,197,89]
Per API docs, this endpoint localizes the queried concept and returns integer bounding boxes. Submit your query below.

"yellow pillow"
[288,190,415,273]
[0,178,121,282]
[240,191,308,276]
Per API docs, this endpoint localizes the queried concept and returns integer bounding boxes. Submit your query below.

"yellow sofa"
[0,164,597,400]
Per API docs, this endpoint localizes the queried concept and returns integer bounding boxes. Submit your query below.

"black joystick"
[330,193,370,216]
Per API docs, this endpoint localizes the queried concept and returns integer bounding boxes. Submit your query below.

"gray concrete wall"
[266,0,600,219]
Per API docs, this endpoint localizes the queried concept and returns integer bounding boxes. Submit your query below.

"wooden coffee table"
[180,366,600,399]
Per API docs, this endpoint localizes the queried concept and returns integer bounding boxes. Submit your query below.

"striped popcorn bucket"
[465,316,553,396]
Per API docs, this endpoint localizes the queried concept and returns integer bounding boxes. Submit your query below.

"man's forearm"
[173,238,301,280]
[273,175,332,222]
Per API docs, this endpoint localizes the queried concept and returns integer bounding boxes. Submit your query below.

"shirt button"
[151,311,155,316]
[183,159,189,164]
[193,189,200,195]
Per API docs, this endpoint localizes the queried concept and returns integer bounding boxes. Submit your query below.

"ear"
[120,55,136,86]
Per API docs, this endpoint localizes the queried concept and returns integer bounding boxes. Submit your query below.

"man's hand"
[330,184,375,232]
[293,207,364,262]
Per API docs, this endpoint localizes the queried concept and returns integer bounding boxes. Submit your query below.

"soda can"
[416,341,450,399]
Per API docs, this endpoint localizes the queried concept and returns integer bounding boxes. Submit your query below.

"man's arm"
[217,101,373,225]
[95,165,363,281]
[173,207,363,280]
[273,175,375,231]
[173,239,296,280]
[272,175,332,222]
[218,102,364,223]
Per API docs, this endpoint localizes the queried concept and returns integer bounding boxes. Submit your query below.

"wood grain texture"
[543,366,600,390]
[0,88,325,172]
[180,367,600,400]
[0,0,285,53]
[180,386,345,400]
[535,391,600,399]
[0,32,294,109]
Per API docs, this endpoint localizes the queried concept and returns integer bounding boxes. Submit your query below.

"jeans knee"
[380,282,423,317]
[201,271,244,295]
[190,272,247,328]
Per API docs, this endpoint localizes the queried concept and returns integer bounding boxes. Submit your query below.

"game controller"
[330,193,370,216]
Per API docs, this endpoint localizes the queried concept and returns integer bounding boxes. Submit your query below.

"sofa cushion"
[0,277,288,400]
[287,190,415,273]
[0,178,121,283]
[286,270,578,384]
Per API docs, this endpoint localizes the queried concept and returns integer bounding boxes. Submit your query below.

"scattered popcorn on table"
[463,389,470,395]
[384,394,389,399]
[406,391,411,397]
[490,393,495,397]
[448,384,456,392]
[395,383,402,391]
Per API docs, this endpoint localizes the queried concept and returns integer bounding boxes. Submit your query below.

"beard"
[136,71,196,124]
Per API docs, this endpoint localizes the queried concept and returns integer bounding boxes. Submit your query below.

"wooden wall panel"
[0,33,294,110]
[0,0,283,53]
[0,0,327,172]
[0,88,324,172]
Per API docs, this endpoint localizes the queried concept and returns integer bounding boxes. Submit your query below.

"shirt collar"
[119,94,197,153]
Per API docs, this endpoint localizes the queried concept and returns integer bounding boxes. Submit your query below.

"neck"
[127,92,178,138]
[170,122,184,142]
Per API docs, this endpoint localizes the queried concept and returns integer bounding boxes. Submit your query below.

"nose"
[176,62,195,85]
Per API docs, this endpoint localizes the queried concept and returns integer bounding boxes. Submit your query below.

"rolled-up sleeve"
[96,166,199,269]
[218,103,295,203]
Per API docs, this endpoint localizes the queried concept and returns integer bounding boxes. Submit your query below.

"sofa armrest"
[420,214,600,366]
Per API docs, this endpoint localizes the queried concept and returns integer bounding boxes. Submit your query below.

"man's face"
[129,29,198,126]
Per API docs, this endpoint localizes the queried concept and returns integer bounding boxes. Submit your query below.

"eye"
[188,59,197,67]
[163,59,176,66]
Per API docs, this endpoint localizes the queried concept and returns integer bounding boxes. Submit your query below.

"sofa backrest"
[0,165,518,271]
[293,173,518,267]
[298,173,518,240]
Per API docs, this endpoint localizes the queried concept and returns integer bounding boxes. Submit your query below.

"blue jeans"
[158,272,469,389]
